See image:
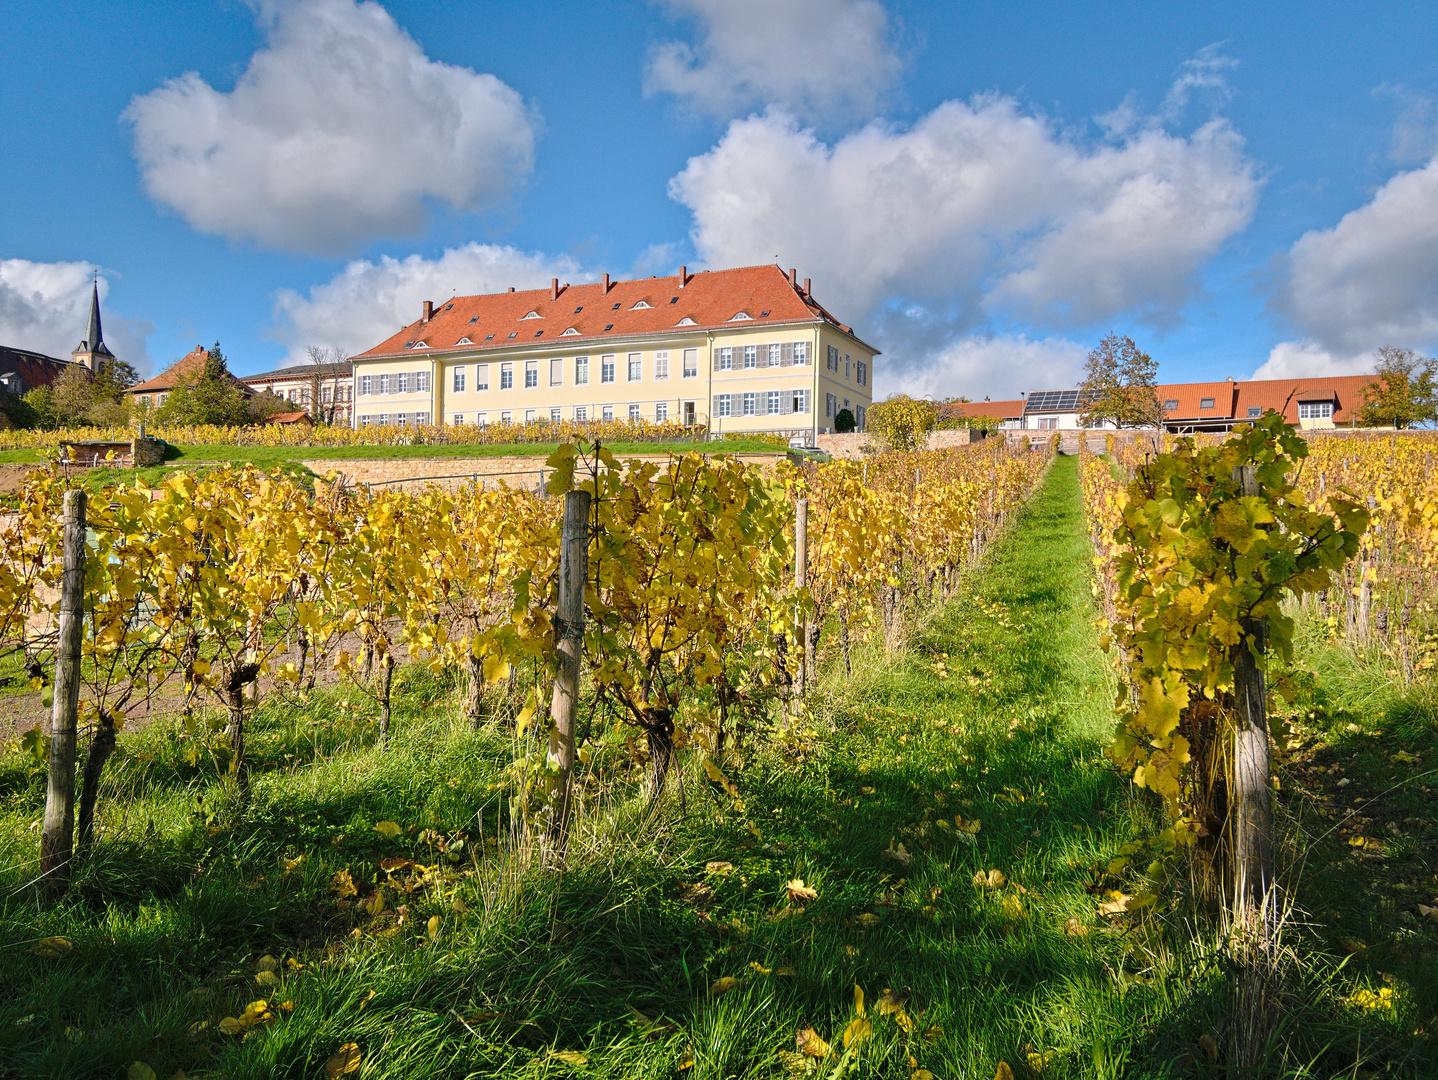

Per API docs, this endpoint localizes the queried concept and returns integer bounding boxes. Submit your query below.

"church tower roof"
[76,280,114,360]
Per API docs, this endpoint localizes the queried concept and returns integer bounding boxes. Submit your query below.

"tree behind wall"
[1357,346,1436,429]
[155,343,250,426]
[867,395,936,451]
[1078,334,1162,429]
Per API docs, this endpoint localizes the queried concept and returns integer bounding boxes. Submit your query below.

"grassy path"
[2,456,1213,1080]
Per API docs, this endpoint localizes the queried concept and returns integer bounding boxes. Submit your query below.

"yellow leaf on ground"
[842,1017,872,1048]
[995,1062,1016,1080]
[373,821,402,838]
[255,970,281,988]
[364,892,385,916]
[913,1070,935,1080]
[128,1063,157,1080]
[1064,917,1091,936]
[796,1027,831,1057]
[875,988,909,1015]
[331,869,357,898]
[324,1042,362,1077]
[711,977,738,995]
[551,1050,588,1065]
[774,966,795,977]
[705,861,733,875]
[256,954,280,972]
[426,915,441,939]
[785,878,818,904]
[30,936,72,959]
[749,961,771,975]
[217,1017,243,1036]
[853,984,865,1017]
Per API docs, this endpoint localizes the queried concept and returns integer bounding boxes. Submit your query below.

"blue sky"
[2,0,1436,399]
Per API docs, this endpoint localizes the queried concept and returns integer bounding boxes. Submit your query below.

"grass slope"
[2,457,1425,1078]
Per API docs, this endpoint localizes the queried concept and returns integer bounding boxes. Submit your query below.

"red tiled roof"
[0,345,76,394]
[354,265,875,360]
[1233,374,1376,425]
[127,347,255,396]
[1159,381,1239,420]
[941,398,1025,421]
[262,410,313,425]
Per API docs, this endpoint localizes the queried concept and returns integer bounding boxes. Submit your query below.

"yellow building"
[349,264,877,440]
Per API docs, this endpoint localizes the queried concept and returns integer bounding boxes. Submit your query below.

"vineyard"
[2,426,1435,1079]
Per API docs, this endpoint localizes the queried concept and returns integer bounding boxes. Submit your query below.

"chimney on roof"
[508,286,515,293]
[803,278,811,296]
[422,300,433,323]
[602,273,611,294]
[788,268,797,287]
[679,265,687,287]
[551,278,559,301]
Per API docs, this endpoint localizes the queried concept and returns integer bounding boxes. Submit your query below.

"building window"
[845,356,851,379]
[655,401,668,421]
[602,404,614,422]
[396,372,409,393]
[654,350,670,379]
[792,389,809,414]
[683,348,698,378]
[768,344,782,367]
[476,412,487,426]
[1247,406,1262,418]
[415,412,430,426]
[767,390,781,414]
[826,393,836,418]
[601,355,616,383]
[359,374,373,397]
[416,371,429,392]
[1199,397,1215,409]
[1164,399,1178,411]
[396,413,409,427]
[322,387,332,403]
[525,409,536,423]
[856,405,866,430]
[856,361,866,386]
[575,356,589,385]
[1298,401,1334,419]
[627,353,642,382]
[476,364,489,391]
[525,361,538,389]
[453,413,464,425]
[550,358,563,387]
[574,406,588,421]
[453,366,466,392]
[550,407,562,423]
[379,374,390,395]
[718,347,733,371]
[794,342,809,365]
[1038,417,1058,430]
[375,414,387,425]
[716,393,732,418]
[500,363,513,390]
[743,345,757,369]
[500,411,512,424]
[827,345,838,372]
[743,392,756,416]
[628,403,641,421]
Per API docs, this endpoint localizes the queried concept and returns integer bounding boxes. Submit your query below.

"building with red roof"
[126,346,255,410]
[349,264,878,439]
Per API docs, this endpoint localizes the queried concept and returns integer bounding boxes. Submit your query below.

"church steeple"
[72,278,115,373]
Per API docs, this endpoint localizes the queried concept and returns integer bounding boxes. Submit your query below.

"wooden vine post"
[546,488,591,862]
[40,488,86,898]
[794,498,808,699]
[1230,465,1275,929]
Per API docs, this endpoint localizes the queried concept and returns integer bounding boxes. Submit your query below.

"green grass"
[0,440,782,466]
[1,456,1429,1078]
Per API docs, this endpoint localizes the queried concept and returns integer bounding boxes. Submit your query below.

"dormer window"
[631,300,651,309]
[674,316,697,326]
[759,310,770,317]
[561,327,580,336]
[573,306,583,313]
[729,311,752,321]
[403,341,415,348]
[521,310,542,320]
[412,340,429,349]
[1199,397,1215,409]
[455,337,473,345]
[507,332,518,339]
[483,334,494,342]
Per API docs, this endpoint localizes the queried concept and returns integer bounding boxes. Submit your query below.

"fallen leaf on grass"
[796,1028,831,1057]
[357,990,376,1010]
[128,1063,157,1080]
[855,912,881,927]
[1390,751,1417,764]
[324,1042,362,1077]
[711,977,738,995]
[550,1050,588,1065]
[785,878,818,904]
[29,936,72,959]
[842,1017,872,1048]
[749,961,772,975]
[1097,892,1133,916]
[256,955,280,973]
[994,1062,1015,1080]
[331,869,357,898]
[705,861,734,875]
[282,855,304,875]
[973,869,1006,890]
[912,1070,935,1080]
[373,821,402,838]
[884,839,914,868]
[1063,917,1091,936]
[875,988,909,1015]
[1198,1033,1219,1063]
[255,970,281,988]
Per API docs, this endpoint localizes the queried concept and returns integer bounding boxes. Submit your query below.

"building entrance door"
[683,400,696,426]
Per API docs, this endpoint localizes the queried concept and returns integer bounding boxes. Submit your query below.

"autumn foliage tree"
[1357,345,1436,429]
[1079,334,1162,429]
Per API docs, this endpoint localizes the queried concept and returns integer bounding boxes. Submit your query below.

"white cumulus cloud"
[272,242,584,362]
[879,334,1088,402]
[1277,156,1438,356]
[645,0,903,124]
[0,259,152,373]
[124,0,536,255]
[669,99,1259,335]
[1249,339,1377,381]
